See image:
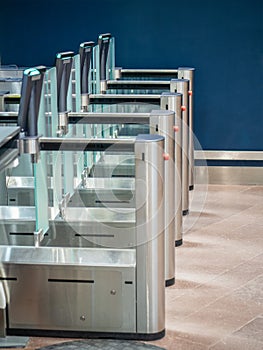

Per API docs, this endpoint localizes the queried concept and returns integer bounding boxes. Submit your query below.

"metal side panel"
[135,136,165,334]
[195,151,263,185]
[0,206,136,249]
[0,247,136,333]
[196,166,263,185]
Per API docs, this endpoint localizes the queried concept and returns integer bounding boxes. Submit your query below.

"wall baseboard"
[194,151,263,185]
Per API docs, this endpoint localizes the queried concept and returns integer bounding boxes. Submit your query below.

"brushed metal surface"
[0,126,20,148]
[0,206,135,223]
[69,111,150,124]
[149,110,175,283]
[170,80,189,214]
[0,246,136,266]
[161,93,183,242]
[195,150,263,185]
[178,68,195,190]
[0,68,23,79]
[195,150,263,160]
[107,80,169,85]
[0,206,35,221]
[0,149,19,174]
[0,135,166,335]
[90,93,161,100]
[62,207,135,223]
[0,220,136,249]
[84,177,135,190]
[6,176,34,188]
[121,69,178,74]
[2,263,136,332]
[195,166,263,185]
[135,135,165,334]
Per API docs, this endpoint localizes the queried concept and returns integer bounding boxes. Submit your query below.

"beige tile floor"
[2,185,263,349]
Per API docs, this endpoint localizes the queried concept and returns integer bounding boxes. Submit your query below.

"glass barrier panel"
[38,79,46,136]
[52,150,63,217]
[84,124,93,169]
[108,37,115,80]
[10,153,33,177]
[44,67,58,137]
[92,45,100,94]
[71,54,81,113]
[34,152,49,234]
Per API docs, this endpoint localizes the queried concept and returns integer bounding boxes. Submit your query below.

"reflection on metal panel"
[196,166,263,185]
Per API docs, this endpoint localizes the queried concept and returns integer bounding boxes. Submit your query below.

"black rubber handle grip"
[55,51,74,113]
[79,41,95,94]
[18,66,46,137]
[98,33,111,81]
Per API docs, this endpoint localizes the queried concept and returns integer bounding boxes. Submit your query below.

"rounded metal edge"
[136,134,165,143]
[178,67,195,71]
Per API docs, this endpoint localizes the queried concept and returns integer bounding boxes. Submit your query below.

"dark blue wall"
[1,0,262,150]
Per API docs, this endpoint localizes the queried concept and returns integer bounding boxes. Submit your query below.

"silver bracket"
[100,80,108,94]
[57,111,69,136]
[81,94,90,112]
[114,67,122,80]
[18,135,40,163]
[34,228,44,247]
[59,192,70,219]
[81,167,90,188]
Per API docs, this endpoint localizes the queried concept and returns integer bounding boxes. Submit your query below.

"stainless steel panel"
[89,93,161,100]
[2,263,136,332]
[0,111,19,118]
[0,220,136,249]
[6,176,34,188]
[0,150,18,174]
[161,93,183,243]
[48,221,136,249]
[135,135,165,334]
[0,68,23,79]
[178,68,195,190]
[0,205,136,249]
[69,189,135,208]
[195,151,263,185]
[196,166,263,185]
[90,163,135,177]
[0,206,35,221]
[170,80,189,214]
[40,136,136,146]
[94,153,135,165]
[0,205,135,223]
[84,177,135,190]
[121,69,178,74]
[0,246,135,266]
[63,207,135,223]
[195,150,263,161]
[149,110,175,283]
[69,112,150,124]
[107,80,169,86]
[6,188,35,207]
[0,127,20,148]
